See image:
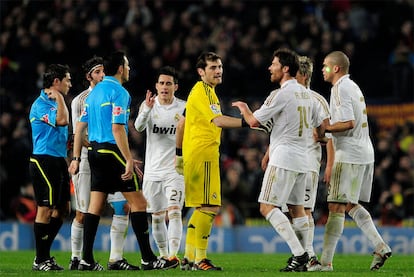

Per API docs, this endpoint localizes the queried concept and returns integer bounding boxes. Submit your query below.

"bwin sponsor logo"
[152,124,176,135]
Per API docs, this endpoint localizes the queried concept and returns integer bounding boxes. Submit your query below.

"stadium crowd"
[1,0,413,225]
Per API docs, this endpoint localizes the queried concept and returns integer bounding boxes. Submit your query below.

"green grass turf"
[0,251,413,276]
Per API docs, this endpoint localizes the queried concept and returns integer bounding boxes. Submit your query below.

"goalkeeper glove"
[175,148,184,175]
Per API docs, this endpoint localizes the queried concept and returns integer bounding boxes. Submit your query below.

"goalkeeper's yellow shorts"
[183,159,221,207]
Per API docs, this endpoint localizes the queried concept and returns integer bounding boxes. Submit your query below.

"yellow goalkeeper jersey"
[183,81,222,161]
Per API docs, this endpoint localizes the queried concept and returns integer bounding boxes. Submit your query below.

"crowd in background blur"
[1,0,413,225]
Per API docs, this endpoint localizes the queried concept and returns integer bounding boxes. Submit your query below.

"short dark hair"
[157,66,178,83]
[273,48,299,77]
[196,52,221,70]
[43,64,70,88]
[104,51,126,76]
[82,56,104,76]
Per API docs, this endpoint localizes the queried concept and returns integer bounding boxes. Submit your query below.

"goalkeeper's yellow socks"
[194,209,216,263]
[184,212,196,262]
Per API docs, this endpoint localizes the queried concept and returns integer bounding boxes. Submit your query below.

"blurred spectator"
[0,105,31,219]
[379,180,405,226]
[221,160,250,222]
[389,42,414,101]
[399,152,414,218]
[399,122,414,154]
[10,182,36,223]
[239,148,264,218]
[214,201,244,227]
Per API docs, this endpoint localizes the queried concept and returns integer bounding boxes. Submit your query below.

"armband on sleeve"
[251,120,273,133]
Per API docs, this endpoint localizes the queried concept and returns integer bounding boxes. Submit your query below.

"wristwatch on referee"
[72,157,81,162]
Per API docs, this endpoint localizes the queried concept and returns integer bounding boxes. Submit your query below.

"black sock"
[47,217,63,250]
[82,213,100,263]
[33,222,50,263]
[130,212,156,262]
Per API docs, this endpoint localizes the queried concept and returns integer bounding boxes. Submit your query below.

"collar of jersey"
[201,80,213,89]
[103,76,121,85]
[39,89,54,102]
[334,74,350,86]
[280,78,297,88]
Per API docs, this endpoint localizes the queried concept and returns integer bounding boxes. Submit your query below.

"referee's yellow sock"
[194,209,216,263]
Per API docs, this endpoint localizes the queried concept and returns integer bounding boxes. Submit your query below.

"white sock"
[321,212,344,266]
[109,215,128,262]
[348,205,385,248]
[291,215,309,251]
[306,215,316,257]
[167,209,182,258]
[152,213,168,258]
[266,208,305,256]
[71,219,83,259]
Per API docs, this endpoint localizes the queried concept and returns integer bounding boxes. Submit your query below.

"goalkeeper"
[174,52,270,271]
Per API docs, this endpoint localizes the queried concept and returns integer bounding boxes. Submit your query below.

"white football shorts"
[73,148,126,213]
[143,173,184,213]
[259,165,307,207]
[72,148,91,213]
[327,162,373,204]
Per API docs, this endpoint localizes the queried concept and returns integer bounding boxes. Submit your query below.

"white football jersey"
[134,96,186,181]
[254,79,318,172]
[329,75,374,164]
[71,87,91,158]
[71,87,91,133]
[308,89,330,173]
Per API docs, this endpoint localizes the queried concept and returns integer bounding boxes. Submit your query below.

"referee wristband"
[176,148,182,156]
[241,118,249,127]
[72,157,81,162]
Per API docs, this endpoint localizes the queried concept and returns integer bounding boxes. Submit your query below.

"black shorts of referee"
[29,155,71,207]
[88,141,141,194]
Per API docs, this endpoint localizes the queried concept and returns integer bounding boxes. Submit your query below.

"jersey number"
[170,189,183,203]
[297,106,310,137]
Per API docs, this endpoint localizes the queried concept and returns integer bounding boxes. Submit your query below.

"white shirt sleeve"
[134,101,152,132]
[71,95,81,133]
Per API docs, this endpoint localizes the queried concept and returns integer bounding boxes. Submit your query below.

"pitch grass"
[0,251,413,276]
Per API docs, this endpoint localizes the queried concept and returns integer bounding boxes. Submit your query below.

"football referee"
[29,64,72,271]
[69,51,177,271]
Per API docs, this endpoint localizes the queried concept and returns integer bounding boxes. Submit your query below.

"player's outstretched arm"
[232,101,270,132]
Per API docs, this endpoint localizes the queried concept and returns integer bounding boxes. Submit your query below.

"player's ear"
[118,65,124,75]
[197,67,204,77]
[85,73,92,82]
[52,77,60,86]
